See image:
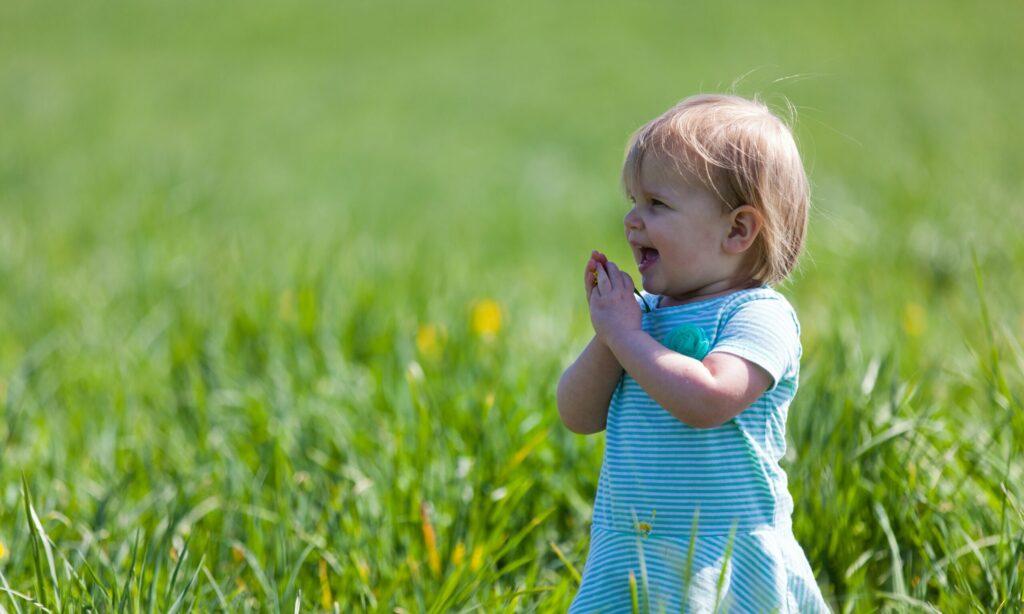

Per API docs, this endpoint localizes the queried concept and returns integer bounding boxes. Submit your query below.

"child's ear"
[723,205,764,254]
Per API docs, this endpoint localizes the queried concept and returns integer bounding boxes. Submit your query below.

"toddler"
[557,94,830,613]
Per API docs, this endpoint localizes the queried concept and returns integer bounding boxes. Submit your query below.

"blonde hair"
[622,94,809,286]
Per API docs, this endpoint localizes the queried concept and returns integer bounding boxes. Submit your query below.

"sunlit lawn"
[1,0,1023,611]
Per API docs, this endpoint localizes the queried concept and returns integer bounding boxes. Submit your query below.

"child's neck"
[657,278,762,308]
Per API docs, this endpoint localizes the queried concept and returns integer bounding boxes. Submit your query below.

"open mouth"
[638,247,659,272]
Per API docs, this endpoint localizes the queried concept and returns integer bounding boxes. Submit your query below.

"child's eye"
[650,199,667,208]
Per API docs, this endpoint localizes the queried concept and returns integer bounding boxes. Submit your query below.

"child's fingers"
[620,270,634,290]
[584,257,599,298]
[604,261,621,291]
[594,261,611,294]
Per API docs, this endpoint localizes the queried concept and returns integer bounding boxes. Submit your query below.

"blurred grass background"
[1,0,1022,611]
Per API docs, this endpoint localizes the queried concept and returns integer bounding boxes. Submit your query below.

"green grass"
[2,0,1023,611]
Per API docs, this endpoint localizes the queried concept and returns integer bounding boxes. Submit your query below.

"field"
[2,0,1023,611]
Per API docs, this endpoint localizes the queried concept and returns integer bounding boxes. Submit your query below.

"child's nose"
[623,207,642,230]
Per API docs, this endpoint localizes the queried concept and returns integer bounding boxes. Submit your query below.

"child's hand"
[588,257,641,347]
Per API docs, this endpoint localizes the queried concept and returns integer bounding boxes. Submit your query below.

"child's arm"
[604,332,770,428]
[557,335,623,434]
[590,260,771,429]
[556,251,624,434]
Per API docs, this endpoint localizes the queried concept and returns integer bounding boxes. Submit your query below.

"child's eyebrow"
[645,188,675,203]
[627,185,674,204]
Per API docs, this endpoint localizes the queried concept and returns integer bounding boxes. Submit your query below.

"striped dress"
[569,286,830,614]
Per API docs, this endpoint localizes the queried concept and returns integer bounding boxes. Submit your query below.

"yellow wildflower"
[416,324,444,358]
[470,299,502,338]
[319,558,333,610]
[451,541,466,566]
[470,544,485,571]
[420,502,441,576]
[902,302,927,337]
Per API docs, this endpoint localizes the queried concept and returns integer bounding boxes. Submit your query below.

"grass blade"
[21,476,60,612]
[629,570,639,614]
[117,530,141,614]
[635,534,650,614]
[874,502,906,596]
[147,553,162,614]
[712,523,737,614]
[166,555,205,614]
[0,565,25,614]
[163,535,191,607]
[201,565,230,613]
[230,541,279,612]
[549,541,581,586]
[680,508,699,613]
[282,543,316,606]
[0,586,51,614]
[491,508,554,561]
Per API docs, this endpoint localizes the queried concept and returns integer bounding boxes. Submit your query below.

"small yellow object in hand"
[592,270,599,286]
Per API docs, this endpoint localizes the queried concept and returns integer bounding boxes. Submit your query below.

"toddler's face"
[623,155,739,306]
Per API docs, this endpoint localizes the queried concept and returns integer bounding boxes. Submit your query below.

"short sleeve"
[710,296,801,391]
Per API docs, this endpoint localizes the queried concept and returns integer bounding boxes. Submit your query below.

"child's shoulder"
[718,285,801,335]
[713,286,803,383]
[721,284,795,310]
